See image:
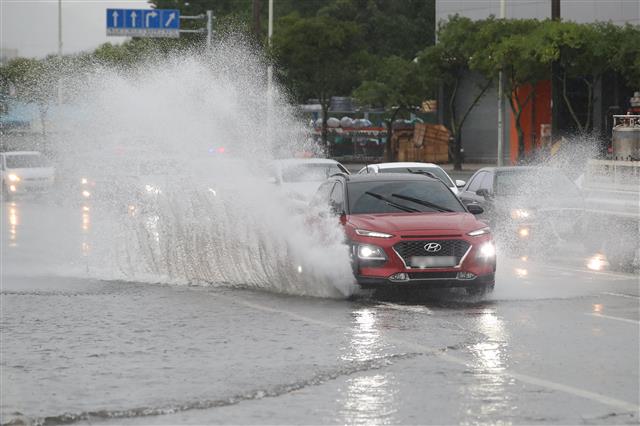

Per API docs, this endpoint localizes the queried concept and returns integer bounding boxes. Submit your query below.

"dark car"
[310,173,496,295]
[459,166,585,253]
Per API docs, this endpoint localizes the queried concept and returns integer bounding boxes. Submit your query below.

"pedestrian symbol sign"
[107,9,180,38]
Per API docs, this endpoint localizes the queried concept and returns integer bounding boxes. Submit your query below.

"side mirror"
[466,203,484,215]
[476,188,491,199]
[455,179,466,188]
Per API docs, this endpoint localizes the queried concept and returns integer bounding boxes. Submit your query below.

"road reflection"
[463,309,512,419]
[7,202,19,247]
[338,308,399,425]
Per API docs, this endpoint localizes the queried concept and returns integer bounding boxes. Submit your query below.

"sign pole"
[497,0,506,167]
[206,10,213,48]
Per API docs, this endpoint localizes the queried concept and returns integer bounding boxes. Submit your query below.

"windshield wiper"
[364,191,419,213]
[391,193,455,212]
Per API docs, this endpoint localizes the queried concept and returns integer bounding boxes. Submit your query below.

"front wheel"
[466,283,494,297]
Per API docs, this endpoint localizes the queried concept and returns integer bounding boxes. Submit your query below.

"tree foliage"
[471,18,549,158]
[417,16,493,170]
[271,15,363,145]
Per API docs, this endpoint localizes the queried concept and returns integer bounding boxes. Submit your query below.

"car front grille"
[393,239,471,268]
[407,271,458,279]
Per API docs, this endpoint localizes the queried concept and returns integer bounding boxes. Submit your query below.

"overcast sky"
[1,0,150,58]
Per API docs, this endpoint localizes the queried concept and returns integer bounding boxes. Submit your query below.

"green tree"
[611,23,640,90]
[535,21,614,134]
[418,16,493,170]
[0,57,57,134]
[271,14,364,147]
[471,18,547,159]
[319,0,435,60]
[354,55,429,161]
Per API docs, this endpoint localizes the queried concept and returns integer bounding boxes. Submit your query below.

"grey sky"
[1,0,150,58]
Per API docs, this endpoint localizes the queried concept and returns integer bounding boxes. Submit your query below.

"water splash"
[43,39,355,297]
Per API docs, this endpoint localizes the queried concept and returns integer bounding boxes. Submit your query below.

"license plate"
[409,256,456,268]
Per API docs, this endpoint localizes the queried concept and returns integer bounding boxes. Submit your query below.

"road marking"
[587,313,640,325]
[222,293,640,413]
[602,292,640,300]
[543,264,635,280]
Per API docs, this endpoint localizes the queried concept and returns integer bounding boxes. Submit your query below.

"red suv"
[310,173,496,294]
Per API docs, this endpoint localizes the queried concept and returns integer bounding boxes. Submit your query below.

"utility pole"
[267,0,273,94]
[58,0,62,57]
[266,0,274,147]
[496,0,506,166]
[551,0,561,138]
[57,0,63,106]
[206,10,213,48]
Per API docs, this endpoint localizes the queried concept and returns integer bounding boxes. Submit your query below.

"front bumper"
[357,272,495,289]
[351,234,496,288]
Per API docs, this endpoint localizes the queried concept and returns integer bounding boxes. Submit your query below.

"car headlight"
[511,208,533,220]
[81,177,88,185]
[357,244,387,261]
[8,174,20,182]
[145,184,162,195]
[355,229,394,238]
[467,226,490,237]
[477,241,496,259]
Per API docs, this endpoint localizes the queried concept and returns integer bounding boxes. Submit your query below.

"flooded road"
[2,200,639,425]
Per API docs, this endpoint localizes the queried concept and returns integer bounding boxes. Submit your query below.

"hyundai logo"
[424,242,442,252]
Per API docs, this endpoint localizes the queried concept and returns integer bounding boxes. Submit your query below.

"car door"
[460,171,486,204]
[328,180,345,215]
[476,171,496,219]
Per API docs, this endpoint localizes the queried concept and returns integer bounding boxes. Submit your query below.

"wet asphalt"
[2,200,639,425]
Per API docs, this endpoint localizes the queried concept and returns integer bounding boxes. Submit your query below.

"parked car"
[309,173,495,295]
[356,162,466,195]
[1,151,55,199]
[459,166,585,252]
[270,158,350,202]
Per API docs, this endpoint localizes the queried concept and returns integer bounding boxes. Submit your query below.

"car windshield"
[281,164,343,183]
[495,170,580,197]
[348,180,465,214]
[379,167,452,186]
[5,154,50,169]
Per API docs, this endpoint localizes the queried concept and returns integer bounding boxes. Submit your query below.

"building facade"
[435,0,640,163]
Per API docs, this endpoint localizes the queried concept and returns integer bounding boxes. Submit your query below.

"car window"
[379,167,453,186]
[495,170,579,197]
[348,180,465,214]
[466,172,486,193]
[337,164,349,174]
[480,172,494,192]
[329,182,344,210]
[309,181,335,207]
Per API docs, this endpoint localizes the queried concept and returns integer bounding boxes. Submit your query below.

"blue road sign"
[106,9,180,38]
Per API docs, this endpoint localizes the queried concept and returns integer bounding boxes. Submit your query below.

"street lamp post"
[497,0,506,167]
[267,0,273,94]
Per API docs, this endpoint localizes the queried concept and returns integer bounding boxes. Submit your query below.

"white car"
[1,151,55,198]
[357,162,465,195]
[269,158,350,201]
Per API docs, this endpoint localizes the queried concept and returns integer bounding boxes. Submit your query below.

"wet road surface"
[2,200,639,425]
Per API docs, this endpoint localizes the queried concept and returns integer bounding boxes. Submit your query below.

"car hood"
[347,212,484,235]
